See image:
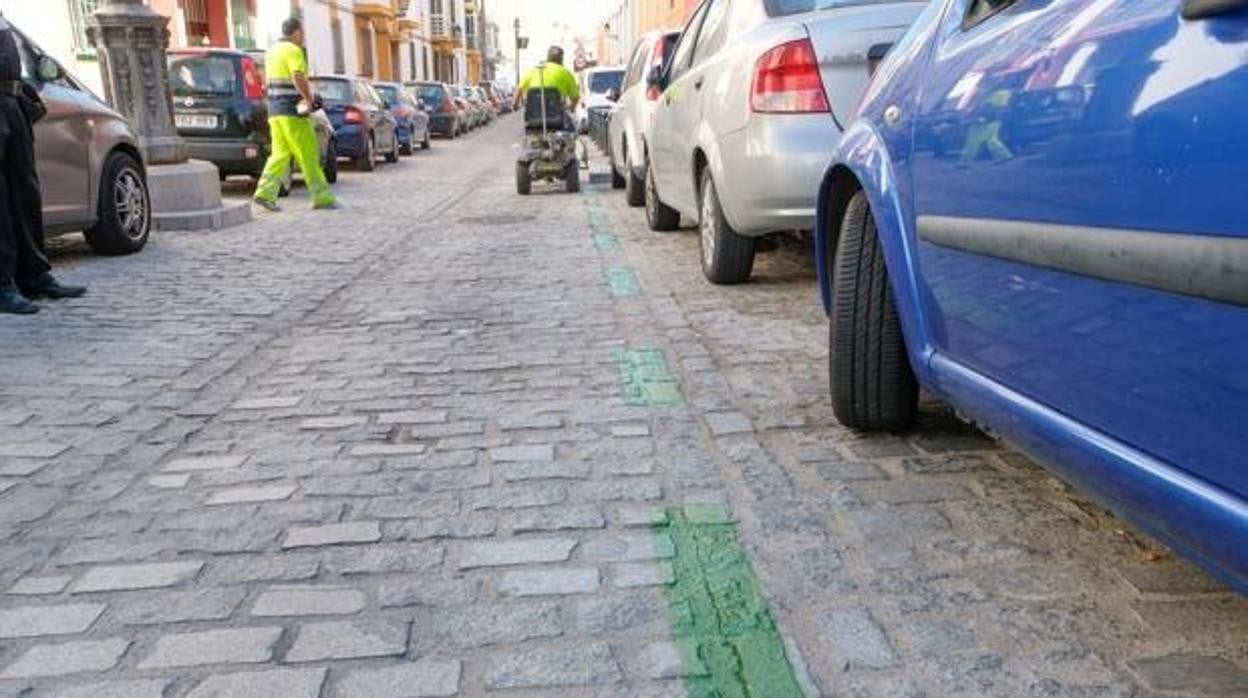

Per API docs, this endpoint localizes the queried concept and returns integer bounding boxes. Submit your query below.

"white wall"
[1,0,103,95]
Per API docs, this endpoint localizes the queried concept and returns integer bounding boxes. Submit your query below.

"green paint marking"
[605,266,641,298]
[616,348,683,406]
[588,208,610,229]
[593,232,619,251]
[657,505,803,698]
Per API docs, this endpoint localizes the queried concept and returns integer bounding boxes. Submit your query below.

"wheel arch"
[815,120,934,380]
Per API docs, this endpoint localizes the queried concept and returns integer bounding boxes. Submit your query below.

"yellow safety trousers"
[254,115,335,207]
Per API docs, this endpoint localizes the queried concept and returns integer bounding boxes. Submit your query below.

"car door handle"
[694,78,704,91]
[1183,0,1248,19]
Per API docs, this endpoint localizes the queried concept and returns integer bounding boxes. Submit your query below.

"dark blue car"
[373,81,431,155]
[816,0,1247,592]
[310,75,399,172]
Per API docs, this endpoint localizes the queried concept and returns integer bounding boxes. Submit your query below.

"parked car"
[466,86,492,125]
[815,0,1248,593]
[12,25,150,254]
[310,75,399,171]
[645,0,924,284]
[481,81,508,114]
[447,85,474,131]
[407,81,460,138]
[607,29,681,206]
[373,81,431,154]
[576,65,626,133]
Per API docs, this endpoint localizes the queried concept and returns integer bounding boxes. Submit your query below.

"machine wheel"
[698,170,755,285]
[357,134,376,172]
[323,139,339,184]
[829,190,919,431]
[565,160,581,193]
[624,151,645,207]
[83,151,150,255]
[385,133,400,163]
[645,161,679,231]
[516,162,532,195]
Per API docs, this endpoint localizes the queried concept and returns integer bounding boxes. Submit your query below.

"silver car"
[13,26,150,255]
[646,0,925,284]
[607,29,681,207]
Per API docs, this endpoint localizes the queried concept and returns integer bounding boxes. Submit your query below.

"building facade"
[2,0,259,95]
[596,0,696,67]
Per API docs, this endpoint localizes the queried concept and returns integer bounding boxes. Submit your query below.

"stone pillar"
[87,0,188,165]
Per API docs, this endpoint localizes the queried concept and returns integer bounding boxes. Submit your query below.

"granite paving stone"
[251,586,368,616]
[0,638,131,679]
[137,626,283,669]
[71,561,204,593]
[185,667,327,698]
[334,660,461,697]
[283,522,382,549]
[285,620,408,662]
[0,603,106,638]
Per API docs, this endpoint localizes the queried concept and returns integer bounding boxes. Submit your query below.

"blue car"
[815,0,1247,592]
[373,81,432,155]
[310,75,400,172]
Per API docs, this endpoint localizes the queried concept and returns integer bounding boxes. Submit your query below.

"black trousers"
[0,94,50,285]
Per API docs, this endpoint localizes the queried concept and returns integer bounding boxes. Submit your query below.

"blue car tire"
[830,190,918,431]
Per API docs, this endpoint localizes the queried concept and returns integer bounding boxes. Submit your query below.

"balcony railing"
[430,13,450,37]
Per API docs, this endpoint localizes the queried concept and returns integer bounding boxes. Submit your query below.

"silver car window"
[668,0,713,82]
[692,0,733,64]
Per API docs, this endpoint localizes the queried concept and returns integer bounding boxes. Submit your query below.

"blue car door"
[908,0,1248,497]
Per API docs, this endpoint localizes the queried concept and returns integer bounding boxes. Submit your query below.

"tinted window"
[310,78,352,102]
[693,0,732,63]
[668,0,712,82]
[374,84,408,106]
[964,0,1016,27]
[765,0,905,16]
[170,55,239,97]
[589,70,624,93]
[416,84,445,105]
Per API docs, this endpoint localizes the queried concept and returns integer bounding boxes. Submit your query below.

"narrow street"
[1,117,1245,697]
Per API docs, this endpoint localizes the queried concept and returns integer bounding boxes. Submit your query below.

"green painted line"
[588,208,610,229]
[605,266,640,298]
[593,232,619,251]
[616,348,683,406]
[657,505,803,698]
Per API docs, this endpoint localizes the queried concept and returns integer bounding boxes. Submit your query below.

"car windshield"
[169,55,238,97]
[311,79,352,103]
[588,70,624,94]
[374,84,404,106]
[765,0,906,16]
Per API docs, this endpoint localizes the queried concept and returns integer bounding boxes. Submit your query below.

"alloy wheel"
[700,182,718,270]
[114,167,148,240]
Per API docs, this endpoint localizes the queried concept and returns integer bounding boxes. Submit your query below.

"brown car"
[12,26,151,255]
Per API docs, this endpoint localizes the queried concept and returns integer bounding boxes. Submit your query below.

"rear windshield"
[373,84,406,105]
[588,70,624,93]
[170,55,238,97]
[310,79,352,102]
[416,85,445,104]
[765,0,909,17]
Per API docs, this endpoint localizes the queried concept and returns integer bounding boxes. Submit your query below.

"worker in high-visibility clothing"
[253,17,337,211]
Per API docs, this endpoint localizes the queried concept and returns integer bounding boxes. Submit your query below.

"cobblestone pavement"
[0,118,1245,697]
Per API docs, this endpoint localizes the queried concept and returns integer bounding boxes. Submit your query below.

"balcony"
[429,14,464,48]
[354,2,395,18]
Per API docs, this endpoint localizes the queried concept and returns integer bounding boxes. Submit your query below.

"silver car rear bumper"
[715,113,840,235]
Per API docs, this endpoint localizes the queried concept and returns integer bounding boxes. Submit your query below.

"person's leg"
[254,117,294,206]
[0,99,38,314]
[285,118,335,208]
[4,100,51,286]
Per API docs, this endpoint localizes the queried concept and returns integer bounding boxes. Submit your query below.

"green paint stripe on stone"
[605,266,640,298]
[657,505,803,698]
[616,348,683,407]
[593,233,619,251]
[589,208,610,229]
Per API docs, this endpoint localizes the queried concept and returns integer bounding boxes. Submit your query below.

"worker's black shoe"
[0,280,39,315]
[22,272,86,300]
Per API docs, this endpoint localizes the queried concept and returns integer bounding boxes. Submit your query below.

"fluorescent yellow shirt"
[265,40,308,82]
[518,62,580,102]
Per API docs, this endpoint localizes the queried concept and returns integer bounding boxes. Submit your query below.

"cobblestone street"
[0,118,1245,697]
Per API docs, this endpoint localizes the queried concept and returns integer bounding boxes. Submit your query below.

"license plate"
[175,114,218,129]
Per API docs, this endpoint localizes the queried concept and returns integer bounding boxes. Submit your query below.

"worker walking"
[253,17,336,212]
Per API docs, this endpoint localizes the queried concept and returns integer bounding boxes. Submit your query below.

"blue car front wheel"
[829,190,918,431]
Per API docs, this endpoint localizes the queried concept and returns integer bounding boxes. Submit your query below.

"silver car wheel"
[700,180,717,270]
[114,168,148,240]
